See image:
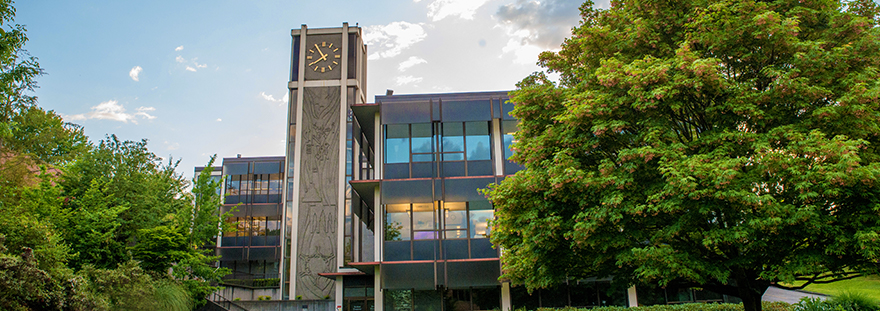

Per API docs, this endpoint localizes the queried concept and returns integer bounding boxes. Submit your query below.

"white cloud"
[260,91,289,105]
[398,56,427,71]
[425,0,492,21]
[364,22,427,60]
[395,75,423,85]
[129,66,142,81]
[216,118,222,122]
[494,0,582,64]
[178,56,208,72]
[501,30,546,65]
[164,141,180,150]
[65,100,156,124]
[175,45,184,51]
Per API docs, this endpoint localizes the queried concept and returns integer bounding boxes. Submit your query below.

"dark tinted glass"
[467,161,493,176]
[441,162,465,177]
[291,35,300,81]
[382,101,431,124]
[442,239,469,260]
[442,100,491,121]
[411,162,434,178]
[224,163,248,175]
[383,241,411,261]
[412,240,438,260]
[470,238,497,258]
[348,33,357,79]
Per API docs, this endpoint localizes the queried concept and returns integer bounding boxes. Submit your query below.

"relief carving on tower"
[296,86,340,299]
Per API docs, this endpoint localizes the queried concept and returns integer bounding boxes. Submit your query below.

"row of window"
[384,288,501,311]
[225,173,283,196]
[385,201,493,241]
[383,121,520,179]
[220,260,280,280]
[223,216,282,237]
[385,122,492,164]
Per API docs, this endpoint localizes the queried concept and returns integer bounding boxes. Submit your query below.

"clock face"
[306,41,341,73]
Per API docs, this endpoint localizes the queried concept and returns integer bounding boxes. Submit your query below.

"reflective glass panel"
[442,122,464,154]
[412,203,435,230]
[444,202,467,230]
[411,123,433,155]
[267,217,281,236]
[502,121,518,159]
[385,124,410,164]
[469,201,493,239]
[385,204,411,241]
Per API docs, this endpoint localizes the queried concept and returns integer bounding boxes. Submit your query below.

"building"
[204,23,739,310]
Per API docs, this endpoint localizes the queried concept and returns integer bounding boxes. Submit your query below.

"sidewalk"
[762,286,828,304]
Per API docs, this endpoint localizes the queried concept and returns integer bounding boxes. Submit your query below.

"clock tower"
[282,23,367,300]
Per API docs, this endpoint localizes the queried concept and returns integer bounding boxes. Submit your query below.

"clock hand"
[314,44,326,58]
[308,54,328,66]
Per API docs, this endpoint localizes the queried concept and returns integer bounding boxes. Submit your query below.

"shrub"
[529,302,793,311]
[793,297,834,311]
[831,292,880,311]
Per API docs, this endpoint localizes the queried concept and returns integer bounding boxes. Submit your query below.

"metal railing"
[207,292,249,311]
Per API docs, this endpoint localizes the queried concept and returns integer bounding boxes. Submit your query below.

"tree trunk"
[736,277,770,311]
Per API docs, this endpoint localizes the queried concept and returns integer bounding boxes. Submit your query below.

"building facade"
[205,23,741,310]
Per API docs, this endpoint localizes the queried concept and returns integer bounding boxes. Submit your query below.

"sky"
[15,0,608,181]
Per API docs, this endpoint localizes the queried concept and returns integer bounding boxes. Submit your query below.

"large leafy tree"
[486,1,880,311]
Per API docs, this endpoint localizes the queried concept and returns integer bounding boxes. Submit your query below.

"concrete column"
[501,282,511,311]
[336,276,344,310]
[374,265,383,311]
[627,286,638,307]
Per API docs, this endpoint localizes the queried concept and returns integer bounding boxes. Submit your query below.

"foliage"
[788,275,880,302]
[831,293,880,311]
[0,0,42,124]
[1,106,88,165]
[80,261,193,311]
[485,1,880,311]
[515,302,793,311]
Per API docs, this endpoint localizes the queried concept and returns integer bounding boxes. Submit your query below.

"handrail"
[207,292,248,311]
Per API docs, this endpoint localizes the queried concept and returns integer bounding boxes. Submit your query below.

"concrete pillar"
[627,286,638,307]
[501,282,512,311]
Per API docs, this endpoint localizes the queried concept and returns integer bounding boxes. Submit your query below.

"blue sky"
[16,0,604,180]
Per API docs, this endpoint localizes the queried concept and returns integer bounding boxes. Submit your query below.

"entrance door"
[345,298,374,311]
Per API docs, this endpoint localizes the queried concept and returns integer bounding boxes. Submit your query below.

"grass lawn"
[786,275,880,301]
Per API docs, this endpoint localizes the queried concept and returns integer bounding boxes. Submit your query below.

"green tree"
[485,1,880,311]
[60,135,190,268]
[1,105,89,165]
[0,0,41,124]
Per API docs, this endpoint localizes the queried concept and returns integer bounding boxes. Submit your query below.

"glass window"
[442,122,464,161]
[444,202,467,231]
[385,124,410,164]
[252,217,266,236]
[385,204,411,241]
[502,121,518,159]
[266,216,281,236]
[412,203,437,240]
[226,175,241,195]
[237,217,250,237]
[466,121,491,161]
[411,123,434,162]
[384,289,412,311]
[469,201,493,239]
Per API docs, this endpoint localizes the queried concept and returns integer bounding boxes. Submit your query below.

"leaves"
[487,0,880,310]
